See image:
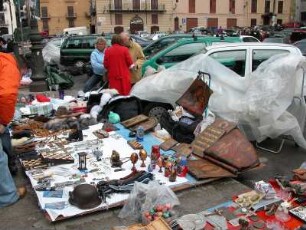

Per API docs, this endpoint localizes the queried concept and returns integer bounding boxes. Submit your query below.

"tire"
[144,103,173,121]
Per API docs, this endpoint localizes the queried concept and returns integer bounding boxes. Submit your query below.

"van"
[63,26,89,36]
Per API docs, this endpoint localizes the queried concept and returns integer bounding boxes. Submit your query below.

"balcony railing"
[41,14,51,19]
[109,3,166,12]
[66,13,77,19]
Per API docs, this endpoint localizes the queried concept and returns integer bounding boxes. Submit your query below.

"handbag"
[176,72,213,117]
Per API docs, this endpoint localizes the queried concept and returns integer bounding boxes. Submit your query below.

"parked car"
[142,36,242,75]
[239,35,260,42]
[133,43,302,117]
[60,34,111,68]
[294,39,306,56]
[142,34,207,58]
[263,36,290,44]
[130,35,152,48]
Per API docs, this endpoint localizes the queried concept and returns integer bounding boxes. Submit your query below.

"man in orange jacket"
[0,53,26,208]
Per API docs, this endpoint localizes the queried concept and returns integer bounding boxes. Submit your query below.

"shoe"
[9,164,18,176]
[17,186,27,199]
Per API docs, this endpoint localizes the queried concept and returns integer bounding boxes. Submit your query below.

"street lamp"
[26,0,48,92]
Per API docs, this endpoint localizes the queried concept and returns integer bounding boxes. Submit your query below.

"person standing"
[83,37,107,93]
[120,32,145,84]
[0,52,26,208]
[103,34,134,95]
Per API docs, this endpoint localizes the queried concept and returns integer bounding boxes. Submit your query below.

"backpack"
[97,95,143,122]
[160,111,201,144]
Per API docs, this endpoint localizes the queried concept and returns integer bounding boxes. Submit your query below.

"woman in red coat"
[104,35,134,95]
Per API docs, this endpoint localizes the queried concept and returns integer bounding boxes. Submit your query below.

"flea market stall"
[13,54,306,229]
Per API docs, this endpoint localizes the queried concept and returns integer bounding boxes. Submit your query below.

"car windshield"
[263,37,284,43]
[295,41,306,54]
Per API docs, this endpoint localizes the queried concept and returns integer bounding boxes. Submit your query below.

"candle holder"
[130,152,139,172]
[78,152,87,170]
[139,149,147,167]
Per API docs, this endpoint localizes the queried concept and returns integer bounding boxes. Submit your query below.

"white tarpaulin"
[131,54,306,149]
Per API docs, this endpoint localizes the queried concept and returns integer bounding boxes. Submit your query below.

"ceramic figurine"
[111,150,123,168]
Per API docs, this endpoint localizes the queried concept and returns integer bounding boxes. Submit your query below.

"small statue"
[111,150,123,168]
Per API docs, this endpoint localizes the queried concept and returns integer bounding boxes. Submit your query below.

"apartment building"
[95,0,293,33]
[174,0,292,32]
[38,0,91,35]
[95,0,173,34]
[0,0,17,35]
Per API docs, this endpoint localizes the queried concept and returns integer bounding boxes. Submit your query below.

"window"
[42,20,49,31]
[229,0,235,14]
[242,37,259,42]
[265,0,270,13]
[68,20,75,28]
[210,0,216,13]
[133,0,140,10]
[156,43,207,66]
[151,0,158,10]
[152,14,158,24]
[252,49,289,71]
[189,0,195,13]
[251,18,257,26]
[41,7,48,18]
[251,0,257,13]
[209,50,247,77]
[114,0,122,9]
[65,38,82,49]
[278,1,283,14]
[277,19,282,25]
[115,14,122,25]
[145,37,178,58]
[67,6,74,16]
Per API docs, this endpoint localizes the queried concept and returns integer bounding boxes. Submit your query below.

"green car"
[142,36,241,76]
[60,34,111,68]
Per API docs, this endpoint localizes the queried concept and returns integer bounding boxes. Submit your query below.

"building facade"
[0,0,17,35]
[95,0,293,33]
[174,0,292,32]
[95,0,173,34]
[38,0,91,35]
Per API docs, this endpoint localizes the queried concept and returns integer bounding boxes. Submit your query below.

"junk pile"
[131,54,306,149]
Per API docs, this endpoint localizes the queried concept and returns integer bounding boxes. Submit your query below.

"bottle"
[136,126,144,142]
[58,89,65,99]
[150,145,160,170]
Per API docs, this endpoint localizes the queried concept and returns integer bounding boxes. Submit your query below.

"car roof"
[205,42,298,50]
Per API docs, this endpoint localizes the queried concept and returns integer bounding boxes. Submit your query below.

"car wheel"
[144,103,173,121]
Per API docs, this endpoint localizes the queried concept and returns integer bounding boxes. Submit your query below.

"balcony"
[41,14,51,19]
[108,3,166,13]
[66,13,77,19]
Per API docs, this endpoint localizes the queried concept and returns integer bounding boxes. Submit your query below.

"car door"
[154,42,207,69]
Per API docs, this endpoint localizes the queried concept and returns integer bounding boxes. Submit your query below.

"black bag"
[160,111,201,144]
[97,96,143,122]
[86,93,102,113]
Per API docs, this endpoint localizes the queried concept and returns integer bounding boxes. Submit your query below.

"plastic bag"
[118,181,180,223]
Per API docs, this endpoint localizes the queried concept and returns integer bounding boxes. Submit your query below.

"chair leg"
[256,139,285,154]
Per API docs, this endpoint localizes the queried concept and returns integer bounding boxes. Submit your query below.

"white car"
[132,43,303,117]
